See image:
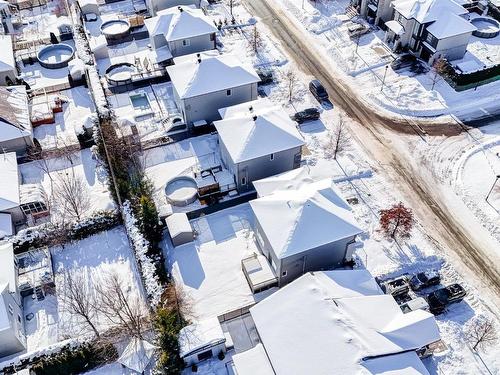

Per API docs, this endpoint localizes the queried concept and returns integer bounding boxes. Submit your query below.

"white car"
[400,297,430,313]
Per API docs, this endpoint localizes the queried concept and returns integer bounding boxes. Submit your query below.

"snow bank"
[123,201,163,307]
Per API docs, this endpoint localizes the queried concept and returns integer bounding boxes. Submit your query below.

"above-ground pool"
[105,63,137,85]
[471,17,500,38]
[37,44,74,69]
[100,19,130,42]
[165,176,198,207]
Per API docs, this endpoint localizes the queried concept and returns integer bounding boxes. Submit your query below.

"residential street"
[244,0,500,308]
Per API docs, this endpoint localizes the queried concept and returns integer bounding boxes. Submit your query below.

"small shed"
[166,213,193,247]
[178,317,226,366]
[118,337,157,374]
[77,0,100,15]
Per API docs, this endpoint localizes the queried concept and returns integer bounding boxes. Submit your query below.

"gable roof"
[145,5,217,42]
[426,12,476,39]
[214,107,304,164]
[393,0,467,24]
[0,152,20,212]
[166,53,260,99]
[0,86,31,144]
[248,270,439,375]
[249,178,363,259]
[218,98,275,119]
[118,338,157,373]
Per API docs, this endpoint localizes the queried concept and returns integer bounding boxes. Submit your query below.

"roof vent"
[178,6,183,12]
[197,53,201,63]
[249,106,253,112]
[252,115,257,121]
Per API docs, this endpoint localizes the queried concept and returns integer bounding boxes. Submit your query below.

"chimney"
[178,6,183,12]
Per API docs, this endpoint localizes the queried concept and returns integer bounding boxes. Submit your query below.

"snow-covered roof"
[218,98,275,119]
[214,107,305,164]
[249,178,363,259]
[232,344,274,375]
[386,20,405,35]
[166,212,192,238]
[178,317,225,358]
[118,338,157,374]
[253,162,333,197]
[0,86,32,143]
[166,53,260,99]
[19,183,47,205]
[0,152,20,211]
[392,0,467,24]
[0,213,13,239]
[426,13,476,39]
[248,270,439,375]
[145,5,217,42]
[0,242,16,294]
[0,34,15,73]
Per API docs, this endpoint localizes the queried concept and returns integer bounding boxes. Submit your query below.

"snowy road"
[244,0,500,306]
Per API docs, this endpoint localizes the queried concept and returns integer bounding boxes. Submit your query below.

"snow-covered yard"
[24,227,144,351]
[164,204,262,322]
[19,149,114,222]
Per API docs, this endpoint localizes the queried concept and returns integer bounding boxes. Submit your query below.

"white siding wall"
[434,32,472,61]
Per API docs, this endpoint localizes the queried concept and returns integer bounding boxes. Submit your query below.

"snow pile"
[87,65,110,118]
[73,24,93,65]
[123,201,163,308]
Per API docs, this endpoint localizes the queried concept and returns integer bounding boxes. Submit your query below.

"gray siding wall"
[0,69,16,86]
[0,290,25,357]
[434,33,471,61]
[234,147,302,193]
[181,82,258,125]
[169,33,216,57]
[253,216,356,286]
[0,136,33,156]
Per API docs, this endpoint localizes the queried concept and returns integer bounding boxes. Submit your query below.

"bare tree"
[250,25,263,53]
[468,318,497,352]
[52,172,91,222]
[283,69,299,102]
[94,271,149,339]
[325,116,350,159]
[431,56,448,91]
[59,270,100,338]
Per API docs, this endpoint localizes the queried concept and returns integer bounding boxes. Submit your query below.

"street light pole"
[485,175,500,203]
[380,65,388,92]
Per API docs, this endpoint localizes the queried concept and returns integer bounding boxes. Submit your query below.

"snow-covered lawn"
[24,227,144,351]
[164,204,260,322]
[19,149,114,222]
[32,87,96,150]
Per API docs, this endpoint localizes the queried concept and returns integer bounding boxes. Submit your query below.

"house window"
[182,39,190,46]
[282,270,287,277]
[18,315,21,323]
[424,31,438,48]
[197,350,213,362]
[226,89,232,96]
[210,33,215,41]
[8,304,13,315]
[270,153,275,161]
[241,177,247,185]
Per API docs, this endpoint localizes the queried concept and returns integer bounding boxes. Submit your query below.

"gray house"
[214,105,304,192]
[144,6,217,62]
[0,86,33,155]
[166,52,260,126]
[249,179,363,286]
[378,0,476,62]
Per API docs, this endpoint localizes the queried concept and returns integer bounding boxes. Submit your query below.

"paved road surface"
[244,0,500,306]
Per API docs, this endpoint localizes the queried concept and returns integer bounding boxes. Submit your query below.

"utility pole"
[485,175,500,203]
[380,65,388,92]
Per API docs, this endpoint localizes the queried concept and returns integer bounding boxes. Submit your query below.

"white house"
[178,317,226,366]
[0,86,33,155]
[385,0,477,62]
[0,242,26,358]
[0,34,16,86]
[145,0,202,16]
[233,269,441,375]
[214,104,304,192]
[0,152,23,231]
[145,6,217,61]
[249,178,363,286]
[166,52,260,126]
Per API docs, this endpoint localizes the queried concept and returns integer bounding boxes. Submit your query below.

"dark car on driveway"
[309,79,329,102]
[427,284,466,315]
[409,270,441,291]
[291,108,320,124]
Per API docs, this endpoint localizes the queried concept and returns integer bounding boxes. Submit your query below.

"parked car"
[409,270,441,291]
[291,108,320,124]
[427,284,466,315]
[309,79,329,102]
[380,275,410,297]
[400,297,430,314]
[257,69,274,85]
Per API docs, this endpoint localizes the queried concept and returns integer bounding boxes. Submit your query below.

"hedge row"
[12,210,121,253]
